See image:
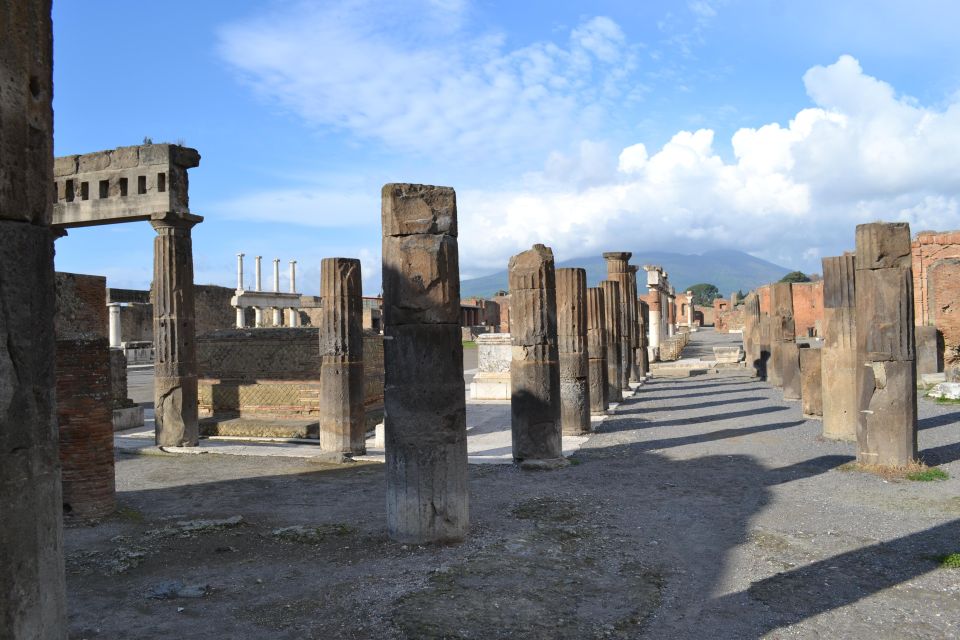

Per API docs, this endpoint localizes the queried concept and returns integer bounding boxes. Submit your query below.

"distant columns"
[600,280,622,402]
[272,307,282,327]
[628,265,645,381]
[236,307,245,329]
[771,282,801,399]
[151,213,200,447]
[319,257,365,454]
[255,255,262,291]
[289,260,297,293]
[382,183,468,543]
[821,255,857,441]
[638,299,651,377]
[254,307,263,327]
[686,290,694,327]
[108,303,122,348]
[646,281,661,361]
[509,244,564,467]
[604,252,634,388]
[855,222,917,466]
[272,258,280,292]
[556,268,590,435]
[586,287,609,415]
[236,253,245,291]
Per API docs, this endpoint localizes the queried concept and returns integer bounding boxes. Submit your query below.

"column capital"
[150,211,203,232]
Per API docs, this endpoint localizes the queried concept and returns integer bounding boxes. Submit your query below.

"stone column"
[509,244,564,468]
[743,293,762,378]
[255,255,262,291]
[646,280,661,362]
[770,282,800,399]
[686,290,695,327]
[151,212,201,447]
[821,255,858,441]
[0,4,67,632]
[319,257,365,455]
[108,303,122,348]
[288,308,300,327]
[628,266,646,381]
[272,258,280,292]
[600,280,623,402]
[236,306,245,329]
[382,183,467,543]
[272,307,282,327]
[587,287,609,415]
[604,252,634,389]
[638,299,651,377]
[556,268,590,435]
[289,260,297,293]
[855,222,917,466]
[236,252,245,290]
[800,347,823,419]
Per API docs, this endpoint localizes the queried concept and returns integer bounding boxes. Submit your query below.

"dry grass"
[837,459,949,482]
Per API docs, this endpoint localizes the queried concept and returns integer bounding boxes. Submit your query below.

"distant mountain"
[460,249,792,299]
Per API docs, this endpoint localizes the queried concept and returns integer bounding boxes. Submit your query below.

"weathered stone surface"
[855,223,918,466]
[586,287,609,415]
[152,214,200,447]
[799,347,823,419]
[770,282,800,398]
[556,268,590,436]
[382,183,467,543]
[638,299,651,377]
[509,245,563,464]
[821,255,858,441]
[600,281,622,402]
[319,258,365,455]
[630,266,648,379]
[915,325,942,375]
[743,293,762,377]
[469,333,511,400]
[604,252,637,386]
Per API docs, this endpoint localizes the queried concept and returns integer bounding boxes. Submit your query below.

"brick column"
[509,244,564,468]
[556,268,590,435]
[821,255,858,441]
[603,252,634,388]
[0,1,67,634]
[382,183,468,543]
[586,287,609,415]
[319,257,365,454]
[151,212,201,447]
[855,223,917,466]
[600,280,622,402]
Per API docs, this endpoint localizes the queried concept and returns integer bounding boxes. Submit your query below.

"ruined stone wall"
[55,272,107,338]
[715,305,744,333]
[695,304,715,326]
[912,231,960,370]
[119,303,152,342]
[195,284,245,335]
[494,293,511,333]
[791,281,824,338]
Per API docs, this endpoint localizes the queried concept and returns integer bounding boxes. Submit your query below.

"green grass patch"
[934,397,960,405]
[461,340,477,349]
[567,457,582,466]
[940,553,960,569]
[907,467,949,482]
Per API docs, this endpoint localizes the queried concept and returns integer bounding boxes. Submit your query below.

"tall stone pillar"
[600,280,623,402]
[319,257,365,454]
[108,303,122,348]
[604,252,635,388]
[509,244,564,467]
[855,223,917,466]
[638,299,651,377]
[743,293,761,377]
[289,260,297,293]
[629,266,647,380]
[556,268,590,435]
[586,287,609,415]
[236,252,245,290]
[821,255,858,441]
[151,212,201,447]
[0,3,67,635]
[799,347,823,419]
[770,282,800,399]
[686,290,695,327]
[255,255,262,290]
[382,183,467,543]
[646,278,661,362]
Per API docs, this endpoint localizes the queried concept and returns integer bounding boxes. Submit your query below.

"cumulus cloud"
[217,2,637,164]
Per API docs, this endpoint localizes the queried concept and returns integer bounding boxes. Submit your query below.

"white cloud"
[218,2,638,164]
[457,55,960,274]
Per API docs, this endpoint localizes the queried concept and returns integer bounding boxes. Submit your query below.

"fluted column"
[509,244,564,467]
[821,255,857,441]
[604,252,634,388]
[586,287,609,415]
[151,212,201,447]
[855,223,917,466]
[382,183,468,543]
[600,280,622,402]
[319,257,365,454]
[628,265,646,380]
[743,292,761,377]
[556,268,590,435]
[638,299,651,376]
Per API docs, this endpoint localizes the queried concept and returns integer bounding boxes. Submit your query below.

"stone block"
[929,382,960,400]
[856,222,912,270]
[382,234,460,325]
[799,347,823,418]
[381,183,457,237]
[916,325,942,375]
[713,346,743,364]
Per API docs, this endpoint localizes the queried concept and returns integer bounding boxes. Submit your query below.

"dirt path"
[66,330,960,639]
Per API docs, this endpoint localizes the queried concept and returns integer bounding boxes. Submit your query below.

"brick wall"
[119,302,152,342]
[54,272,114,519]
[912,231,960,372]
[109,348,133,409]
[791,281,824,338]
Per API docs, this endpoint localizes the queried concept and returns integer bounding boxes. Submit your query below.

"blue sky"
[52,1,960,295]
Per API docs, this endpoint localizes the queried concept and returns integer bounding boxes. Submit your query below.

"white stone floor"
[114,385,643,465]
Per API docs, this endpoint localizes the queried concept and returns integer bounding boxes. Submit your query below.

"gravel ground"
[65,329,960,639]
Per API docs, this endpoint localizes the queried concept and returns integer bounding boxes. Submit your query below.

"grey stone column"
[509,244,564,468]
[800,347,823,419]
[604,252,634,388]
[770,282,800,399]
[743,292,762,378]
[855,223,917,466]
[638,299,651,377]
[382,183,468,543]
[821,255,858,441]
[587,287,609,415]
[630,265,648,379]
[151,212,201,447]
[556,268,590,435]
[319,257,365,454]
[0,2,68,635]
[600,280,623,402]
[108,303,122,348]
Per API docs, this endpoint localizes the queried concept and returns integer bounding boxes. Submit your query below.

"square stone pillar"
[799,347,823,419]
[743,293,762,378]
[151,212,201,447]
[0,2,68,635]
[381,183,468,543]
[603,252,635,387]
[509,244,564,468]
[319,258,365,454]
[586,287,609,415]
[821,255,858,441]
[556,268,590,435]
[770,282,801,399]
[855,223,918,466]
[600,280,623,402]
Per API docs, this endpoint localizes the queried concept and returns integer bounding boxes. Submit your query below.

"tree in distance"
[689,283,720,306]
[779,271,811,283]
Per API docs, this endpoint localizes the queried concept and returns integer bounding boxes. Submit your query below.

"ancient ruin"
[799,346,823,419]
[770,282,801,399]
[586,287,609,415]
[381,183,468,542]
[604,252,636,387]
[232,254,302,328]
[821,255,858,441]
[509,245,564,467]
[600,280,623,402]
[556,268,590,435]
